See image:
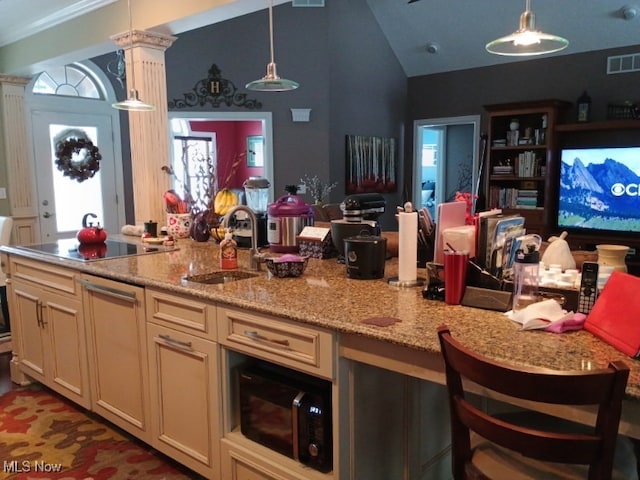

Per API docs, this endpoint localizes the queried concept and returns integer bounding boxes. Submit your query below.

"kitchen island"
[2,237,640,479]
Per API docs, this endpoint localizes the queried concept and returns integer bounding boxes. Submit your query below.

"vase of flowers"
[300,175,338,205]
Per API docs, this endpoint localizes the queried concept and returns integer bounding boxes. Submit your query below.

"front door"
[31,110,122,242]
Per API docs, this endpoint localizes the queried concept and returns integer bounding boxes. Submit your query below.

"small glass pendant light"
[246,0,299,92]
[112,0,155,111]
[486,0,568,56]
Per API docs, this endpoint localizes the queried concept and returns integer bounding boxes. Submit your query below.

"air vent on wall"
[292,0,324,6]
[607,53,640,74]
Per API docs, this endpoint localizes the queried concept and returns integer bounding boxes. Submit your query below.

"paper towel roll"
[398,211,418,282]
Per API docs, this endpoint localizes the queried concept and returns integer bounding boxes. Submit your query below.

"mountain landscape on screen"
[559,155,640,232]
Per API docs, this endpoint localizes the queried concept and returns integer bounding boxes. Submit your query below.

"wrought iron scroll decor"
[168,64,262,110]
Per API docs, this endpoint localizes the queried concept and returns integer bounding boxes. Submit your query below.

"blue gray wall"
[159,0,405,230]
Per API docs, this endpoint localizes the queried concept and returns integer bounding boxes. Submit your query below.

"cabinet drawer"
[218,306,333,379]
[9,256,77,295]
[146,288,216,341]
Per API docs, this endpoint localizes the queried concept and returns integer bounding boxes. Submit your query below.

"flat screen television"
[558,146,640,237]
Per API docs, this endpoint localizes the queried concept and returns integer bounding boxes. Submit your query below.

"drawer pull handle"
[36,300,45,327]
[159,334,193,349]
[244,330,290,348]
[79,279,137,303]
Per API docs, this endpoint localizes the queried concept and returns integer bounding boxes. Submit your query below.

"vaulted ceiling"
[1,0,639,77]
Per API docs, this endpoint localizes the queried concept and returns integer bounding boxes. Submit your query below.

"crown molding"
[0,0,117,48]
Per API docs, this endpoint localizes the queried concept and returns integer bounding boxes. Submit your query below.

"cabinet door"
[10,279,46,383]
[43,289,90,408]
[9,279,90,408]
[81,276,149,441]
[147,323,221,479]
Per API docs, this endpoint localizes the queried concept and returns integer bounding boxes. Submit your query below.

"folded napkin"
[505,299,576,331]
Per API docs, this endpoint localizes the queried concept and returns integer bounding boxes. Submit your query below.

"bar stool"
[437,325,635,479]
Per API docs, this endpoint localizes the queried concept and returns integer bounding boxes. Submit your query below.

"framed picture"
[345,135,397,193]
[247,135,264,167]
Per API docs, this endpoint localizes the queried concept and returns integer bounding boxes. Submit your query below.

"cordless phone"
[578,262,599,314]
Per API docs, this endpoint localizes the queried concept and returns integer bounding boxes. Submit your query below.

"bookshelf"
[484,99,571,236]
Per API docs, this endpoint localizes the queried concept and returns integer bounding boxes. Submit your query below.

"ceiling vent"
[292,0,325,6]
[607,53,640,74]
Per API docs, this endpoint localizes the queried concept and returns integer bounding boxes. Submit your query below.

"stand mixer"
[330,193,386,261]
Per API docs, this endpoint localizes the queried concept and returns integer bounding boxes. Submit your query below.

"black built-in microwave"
[238,362,332,473]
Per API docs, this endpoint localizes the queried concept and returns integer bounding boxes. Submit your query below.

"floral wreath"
[54,137,102,182]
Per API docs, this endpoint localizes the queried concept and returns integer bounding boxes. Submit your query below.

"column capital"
[0,75,31,87]
[111,29,177,51]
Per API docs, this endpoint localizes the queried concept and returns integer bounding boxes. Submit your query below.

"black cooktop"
[16,238,177,261]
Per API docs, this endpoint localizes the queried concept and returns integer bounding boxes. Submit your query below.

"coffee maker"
[330,193,386,261]
[243,176,270,247]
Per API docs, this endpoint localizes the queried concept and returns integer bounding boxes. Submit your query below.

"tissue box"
[442,225,476,258]
[297,226,336,259]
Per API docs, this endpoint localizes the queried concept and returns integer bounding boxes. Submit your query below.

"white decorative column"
[0,75,37,245]
[111,30,177,226]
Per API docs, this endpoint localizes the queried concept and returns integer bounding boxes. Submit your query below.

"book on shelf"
[492,165,514,175]
[516,151,541,177]
[488,186,542,209]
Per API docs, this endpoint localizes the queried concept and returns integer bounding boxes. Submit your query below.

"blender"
[243,176,270,247]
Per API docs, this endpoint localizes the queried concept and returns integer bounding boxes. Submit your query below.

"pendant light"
[112,0,155,111]
[246,0,299,92]
[486,0,568,56]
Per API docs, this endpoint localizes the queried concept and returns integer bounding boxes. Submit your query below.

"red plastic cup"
[444,251,469,305]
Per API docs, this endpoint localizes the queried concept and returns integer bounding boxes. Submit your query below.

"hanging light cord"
[268,0,275,65]
[126,0,137,90]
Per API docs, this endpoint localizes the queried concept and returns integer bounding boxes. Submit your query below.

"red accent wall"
[189,120,263,190]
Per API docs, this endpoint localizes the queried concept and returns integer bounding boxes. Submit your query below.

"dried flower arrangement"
[300,175,338,205]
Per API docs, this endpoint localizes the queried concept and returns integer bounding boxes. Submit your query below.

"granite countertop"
[3,236,640,401]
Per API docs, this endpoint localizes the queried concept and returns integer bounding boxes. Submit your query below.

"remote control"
[577,262,599,314]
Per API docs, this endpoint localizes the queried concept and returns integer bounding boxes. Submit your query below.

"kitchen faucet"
[222,205,265,271]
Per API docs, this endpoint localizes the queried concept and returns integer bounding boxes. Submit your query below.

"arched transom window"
[32,64,104,99]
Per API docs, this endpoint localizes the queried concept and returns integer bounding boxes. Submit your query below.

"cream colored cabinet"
[221,435,333,480]
[8,257,90,408]
[217,306,336,480]
[146,288,221,479]
[217,305,334,380]
[80,274,150,442]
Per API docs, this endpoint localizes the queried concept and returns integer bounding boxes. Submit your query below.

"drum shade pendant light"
[486,0,568,56]
[112,0,155,111]
[246,0,299,92]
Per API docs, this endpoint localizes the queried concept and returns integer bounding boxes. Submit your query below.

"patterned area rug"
[0,387,199,479]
